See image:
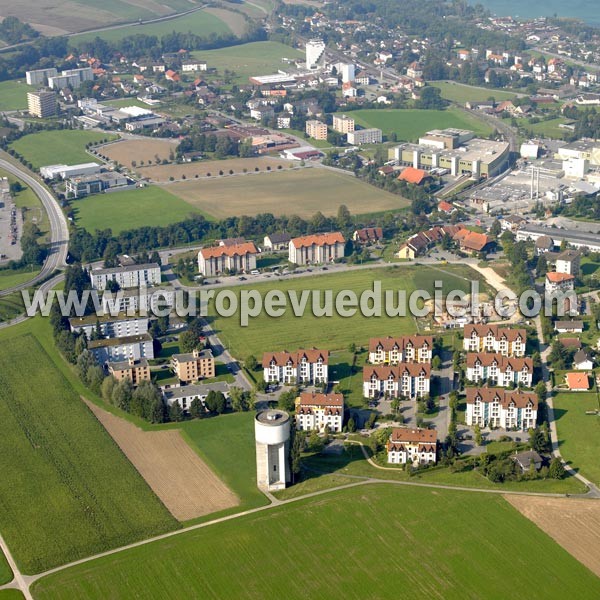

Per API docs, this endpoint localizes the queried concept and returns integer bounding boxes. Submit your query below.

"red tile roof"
[290,232,345,248]
[297,392,343,408]
[466,353,533,371]
[546,272,575,283]
[363,363,431,381]
[200,242,258,259]
[465,387,538,409]
[398,166,430,185]
[566,372,590,390]
[464,324,526,343]
[438,201,454,213]
[368,335,432,353]
[262,349,329,368]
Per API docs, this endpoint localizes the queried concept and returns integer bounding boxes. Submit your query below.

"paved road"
[0,154,69,297]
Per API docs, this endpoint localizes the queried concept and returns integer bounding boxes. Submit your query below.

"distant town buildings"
[306,39,326,70]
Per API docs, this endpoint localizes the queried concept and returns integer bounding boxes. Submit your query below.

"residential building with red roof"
[289,232,345,265]
[565,372,590,391]
[387,428,437,465]
[262,349,329,385]
[437,200,456,214]
[466,353,533,388]
[295,392,344,432]
[545,271,575,295]
[363,363,431,399]
[197,242,258,276]
[353,227,383,244]
[397,166,431,185]
[463,324,526,357]
[465,387,537,430]
[368,335,433,364]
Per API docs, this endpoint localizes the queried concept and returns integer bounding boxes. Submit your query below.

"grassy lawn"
[193,41,303,85]
[31,484,600,599]
[350,107,492,141]
[526,118,569,139]
[0,79,33,111]
[553,391,600,485]
[0,268,40,291]
[432,81,518,104]
[169,167,409,219]
[74,185,206,233]
[209,264,486,358]
[329,349,368,408]
[0,547,12,585]
[277,128,332,149]
[0,591,24,600]
[72,9,232,44]
[0,292,25,323]
[9,130,116,170]
[0,326,178,574]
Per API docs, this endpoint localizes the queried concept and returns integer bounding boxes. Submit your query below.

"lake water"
[473,0,600,26]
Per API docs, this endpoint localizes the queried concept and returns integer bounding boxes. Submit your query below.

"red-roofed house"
[545,271,575,294]
[165,69,180,82]
[289,232,345,265]
[398,166,431,185]
[262,349,329,384]
[295,392,344,432]
[565,372,590,391]
[387,428,437,464]
[438,201,456,214]
[197,242,258,276]
[353,227,383,244]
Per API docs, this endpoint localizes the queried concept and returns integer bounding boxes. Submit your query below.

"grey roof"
[574,349,593,364]
[163,381,229,401]
[556,249,581,261]
[520,225,600,249]
[108,358,149,370]
[172,349,213,362]
[535,235,554,249]
[69,312,148,327]
[266,232,291,244]
[555,320,584,329]
[88,333,153,348]
[91,262,160,276]
[512,450,542,470]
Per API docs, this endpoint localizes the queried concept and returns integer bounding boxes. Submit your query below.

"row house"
[462,324,526,357]
[387,428,437,465]
[397,224,464,260]
[197,242,258,276]
[466,353,533,388]
[295,392,344,433]
[288,232,345,265]
[363,363,431,399]
[368,335,433,364]
[262,349,329,385]
[465,388,538,430]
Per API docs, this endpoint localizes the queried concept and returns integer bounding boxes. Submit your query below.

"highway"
[0,154,69,297]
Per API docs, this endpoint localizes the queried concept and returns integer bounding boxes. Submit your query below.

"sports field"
[193,41,303,84]
[350,108,492,141]
[209,265,485,358]
[553,392,600,485]
[72,8,232,44]
[0,332,177,574]
[101,138,179,168]
[0,80,33,111]
[432,81,518,104]
[169,167,408,219]
[75,185,204,233]
[31,485,600,599]
[9,130,116,170]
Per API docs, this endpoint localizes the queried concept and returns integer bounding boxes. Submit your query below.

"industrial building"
[40,163,102,180]
[255,410,291,492]
[306,39,326,70]
[516,224,600,252]
[27,91,57,118]
[65,172,129,198]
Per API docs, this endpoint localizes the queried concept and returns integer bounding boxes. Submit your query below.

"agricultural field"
[350,107,493,141]
[204,7,248,37]
[209,264,487,358]
[0,591,23,600]
[192,41,303,85]
[0,547,11,585]
[101,138,179,168]
[553,392,600,485]
[432,81,519,104]
[75,185,204,233]
[72,8,233,44]
[31,485,600,599]
[0,332,178,574]
[0,79,33,111]
[525,117,570,139]
[169,167,408,219]
[9,130,116,170]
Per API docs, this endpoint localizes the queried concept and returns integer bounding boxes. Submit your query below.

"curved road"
[0,155,69,298]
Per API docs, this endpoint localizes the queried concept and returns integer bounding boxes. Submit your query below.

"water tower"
[255,410,291,492]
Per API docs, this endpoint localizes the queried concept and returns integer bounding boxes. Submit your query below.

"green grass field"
[75,185,206,233]
[0,292,25,323]
[0,269,40,292]
[432,81,518,104]
[526,117,569,139]
[553,391,600,485]
[9,131,116,170]
[0,331,178,574]
[0,79,33,111]
[0,547,12,585]
[72,9,232,44]
[31,484,600,599]
[350,107,492,141]
[209,264,486,358]
[0,591,24,600]
[193,41,303,85]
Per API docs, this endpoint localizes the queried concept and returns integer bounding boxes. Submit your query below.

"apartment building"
[462,325,526,357]
[26,68,58,86]
[88,333,155,364]
[555,249,580,276]
[387,428,437,465]
[545,271,575,294]
[363,363,431,399]
[197,242,258,277]
[27,91,57,118]
[288,232,345,265]
[48,67,93,90]
[170,349,215,382]
[262,349,329,385]
[332,114,355,134]
[162,381,230,413]
[108,357,151,386]
[305,119,328,140]
[347,128,382,145]
[90,263,161,291]
[101,287,176,315]
[368,335,433,364]
[465,388,538,430]
[465,353,533,388]
[69,314,149,338]
[295,392,344,433]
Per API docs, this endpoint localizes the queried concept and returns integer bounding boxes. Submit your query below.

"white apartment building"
[462,325,526,357]
[545,271,575,295]
[347,128,382,145]
[466,354,533,388]
[26,68,58,86]
[368,335,433,364]
[466,388,538,430]
[363,363,431,399]
[88,333,154,364]
[198,241,258,276]
[69,314,149,338]
[332,114,355,134]
[555,249,580,276]
[288,232,345,265]
[295,392,344,433]
[101,287,176,315]
[306,39,326,70]
[387,428,437,465]
[27,91,57,118]
[262,349,329,385]
[48,67,93,89]
[90,263,161,291]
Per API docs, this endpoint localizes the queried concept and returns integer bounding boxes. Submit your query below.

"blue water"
[473,0,600,25]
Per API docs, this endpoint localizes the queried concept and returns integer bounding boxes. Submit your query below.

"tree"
[489,219,501,238]
[474,424,483,446]
[278,388,297,413]
[290,428,305,482]
[529,426,550,454]
[190,397,204,419]
[179,329,201,353]
[205,390,217,413]
[535,381,546,403]
[245,355,258,371]
[432,355,442,370]
[230,386,249,412]
[112,379,133,411]
[548,457,565,479]
[169,400,184,422]
[347,416,357,432]
[101,376,117,403]
[308,430,323,453]
[214,391,226,414]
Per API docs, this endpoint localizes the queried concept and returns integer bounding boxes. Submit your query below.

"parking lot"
[0,186,22,264]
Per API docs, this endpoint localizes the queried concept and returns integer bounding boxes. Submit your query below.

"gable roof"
[297,392,343,408]
[354,227,383,242]
[398,166,430,185]
[463,324,526,343]
[291,232,345,248]
[262,348,329,368]
[466,353,532,371]
[457,230,491,252]
[200,242,258,259]
[465,387,538,409]
[363,363,431,381]
[546,272,575,283]
[566,372,590,390]
[368,335,433,353]
[390,427,437,444]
